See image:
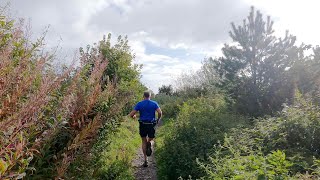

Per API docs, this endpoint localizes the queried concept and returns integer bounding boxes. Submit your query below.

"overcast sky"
[3,0,320,92]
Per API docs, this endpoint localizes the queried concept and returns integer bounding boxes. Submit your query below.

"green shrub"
[156,96,248,179]
[199,95,320,179]
[199,139,293,180]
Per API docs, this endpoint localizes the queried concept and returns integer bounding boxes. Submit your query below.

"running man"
[129,91,162,167]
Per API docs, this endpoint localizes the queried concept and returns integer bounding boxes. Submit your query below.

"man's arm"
[129,110,137,119]
[156,108,162,123]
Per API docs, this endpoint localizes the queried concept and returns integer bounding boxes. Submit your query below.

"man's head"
[143,91,151,99]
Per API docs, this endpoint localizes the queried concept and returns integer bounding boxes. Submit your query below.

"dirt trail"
[132,141,157,180]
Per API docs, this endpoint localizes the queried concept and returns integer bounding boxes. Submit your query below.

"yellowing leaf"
[0,159,8,174]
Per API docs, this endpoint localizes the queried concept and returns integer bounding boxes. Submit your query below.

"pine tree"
[214,7,306,116]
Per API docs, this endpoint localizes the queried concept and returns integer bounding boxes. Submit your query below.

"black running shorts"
[139,122,156,138]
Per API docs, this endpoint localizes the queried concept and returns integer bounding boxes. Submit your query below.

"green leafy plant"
[156,96,248,179]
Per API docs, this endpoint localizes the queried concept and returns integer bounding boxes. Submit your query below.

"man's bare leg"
[141,137,147,162]
[147,137,154,144]
[146,137,154,157]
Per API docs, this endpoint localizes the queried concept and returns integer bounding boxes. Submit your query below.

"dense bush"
[0,13,144,179]
[156,96,248,179]
[199,94,320,179]
[199,144,293,179]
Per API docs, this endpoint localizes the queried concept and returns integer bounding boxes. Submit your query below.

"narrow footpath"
[132,142,157,180]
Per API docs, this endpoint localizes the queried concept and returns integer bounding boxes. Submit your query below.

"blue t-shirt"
[134,100,160,122]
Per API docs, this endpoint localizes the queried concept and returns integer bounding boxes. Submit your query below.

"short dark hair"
[143,91,151,98]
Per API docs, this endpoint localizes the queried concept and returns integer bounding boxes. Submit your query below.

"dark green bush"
[156,96,248,179]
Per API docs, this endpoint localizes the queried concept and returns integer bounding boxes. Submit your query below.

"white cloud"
[169,43,189,50]
[89,0,249,47]
[12,0,318,92]
[130,38,202,92]
[5,0,250,92]
[244,0,320,45]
